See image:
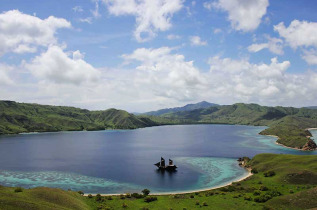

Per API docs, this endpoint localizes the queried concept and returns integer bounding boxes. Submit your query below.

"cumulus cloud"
[0,10,71,56]
[25,45,100,85]
[248,36,284,55]
[274,20,317,49]
[302,49,317,65]
[0,64,14,86]
[122,47,206,100]
[103,0,183,42]
[209,0,269,32]
[189,36,207,46]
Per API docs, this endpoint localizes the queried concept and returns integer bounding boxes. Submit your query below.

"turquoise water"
[0,125,315,194]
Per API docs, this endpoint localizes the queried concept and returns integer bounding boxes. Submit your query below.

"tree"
[142,189,150,196]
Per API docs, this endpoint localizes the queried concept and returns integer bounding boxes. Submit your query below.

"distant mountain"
[304,106,317,109]
[143,101,219,116]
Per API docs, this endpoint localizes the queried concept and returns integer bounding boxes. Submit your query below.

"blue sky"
[0,0,317,112]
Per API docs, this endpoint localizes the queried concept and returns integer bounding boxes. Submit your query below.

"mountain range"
[0,100,316,150]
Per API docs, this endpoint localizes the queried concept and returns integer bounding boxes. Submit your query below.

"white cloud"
[122,47,206,101]
[274,20,317,49]
[79,17,93,24]
[167,34,181,40]
[248,36,284,55]
[213,28,222,34]
[73,6,84,13]
[0,64,14,86]
[103,0,184,42]
[25,45,100,85]
[189,36,207,46]
[210,0,269,32]
[0,10,71,56]
[302,49,317,65]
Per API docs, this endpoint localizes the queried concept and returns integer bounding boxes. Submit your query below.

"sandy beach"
[83,169,253,196]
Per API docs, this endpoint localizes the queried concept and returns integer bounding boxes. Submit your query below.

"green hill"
[150,103,317,150]
[0,100,159,134]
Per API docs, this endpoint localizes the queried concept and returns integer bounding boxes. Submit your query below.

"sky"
[0,0,317,112]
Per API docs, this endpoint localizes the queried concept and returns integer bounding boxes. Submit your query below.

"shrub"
[107,196,113,200]
[95,194,102,202]
[253,190,261,196]
[203,202,208,206]
[267,190,282,197]
[142,189,150,196]
[122,203,128,208]
[195,201,200,205]
[144,196,157,203]
[14,187,23,193]
[195,192,199,195]
[77,191,84,195]
[251,168,258,174]
[244,196,252,201]
[120,194,126,199]
[88,194,93,198]
[264,171,275,177]
[131,193,143,199]
[289,189,294,194]
[190,195,194,198]
[254,194,272,203]
[260,186,269,191]
[125,193,131,198]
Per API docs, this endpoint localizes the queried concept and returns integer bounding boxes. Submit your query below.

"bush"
[95,194,102,202]
[267,190,282,197]
[107,196,113,200]
[195,201,200,205]
[260,186,269,191]
[253,190,261,196]
[203,202,208,206]
[244,196,252,201]
[254,194,272,203]
[264,171,276,177]
[251,168,258,174]
[125,193,131,198]
[190,195,194,198]
[142,189,150,196]
[144,196,157,203]
[88,194,93,198]
[131,193,143,199]
[122,203,128,208]
[289,189,294,194]
[14,187,23,193]
[120,194,126,199]
[77,191,84,195]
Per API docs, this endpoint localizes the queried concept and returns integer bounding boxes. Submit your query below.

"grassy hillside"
[156,103,317,150]
[0,187,89,210]
[0,101,159,135]
[2,154,316,209]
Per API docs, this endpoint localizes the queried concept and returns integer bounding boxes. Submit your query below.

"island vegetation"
[1,100,317,150]
[1,153,316,209]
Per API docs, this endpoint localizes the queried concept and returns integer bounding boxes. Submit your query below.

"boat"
[154,157,177,171]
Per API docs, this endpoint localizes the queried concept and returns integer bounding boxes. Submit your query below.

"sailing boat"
[154,157,177,170]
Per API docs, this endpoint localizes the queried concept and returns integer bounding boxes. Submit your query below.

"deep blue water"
[0,125,316,193]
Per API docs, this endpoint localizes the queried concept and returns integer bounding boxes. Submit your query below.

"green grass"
[0,186,89,210]
[1,154,316,210]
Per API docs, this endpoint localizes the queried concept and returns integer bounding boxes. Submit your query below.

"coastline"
[261,133,317,151]
[83,169,253,197]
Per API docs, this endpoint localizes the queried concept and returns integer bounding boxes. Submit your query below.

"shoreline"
[83,169,253,197]
[261,132,317,151]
